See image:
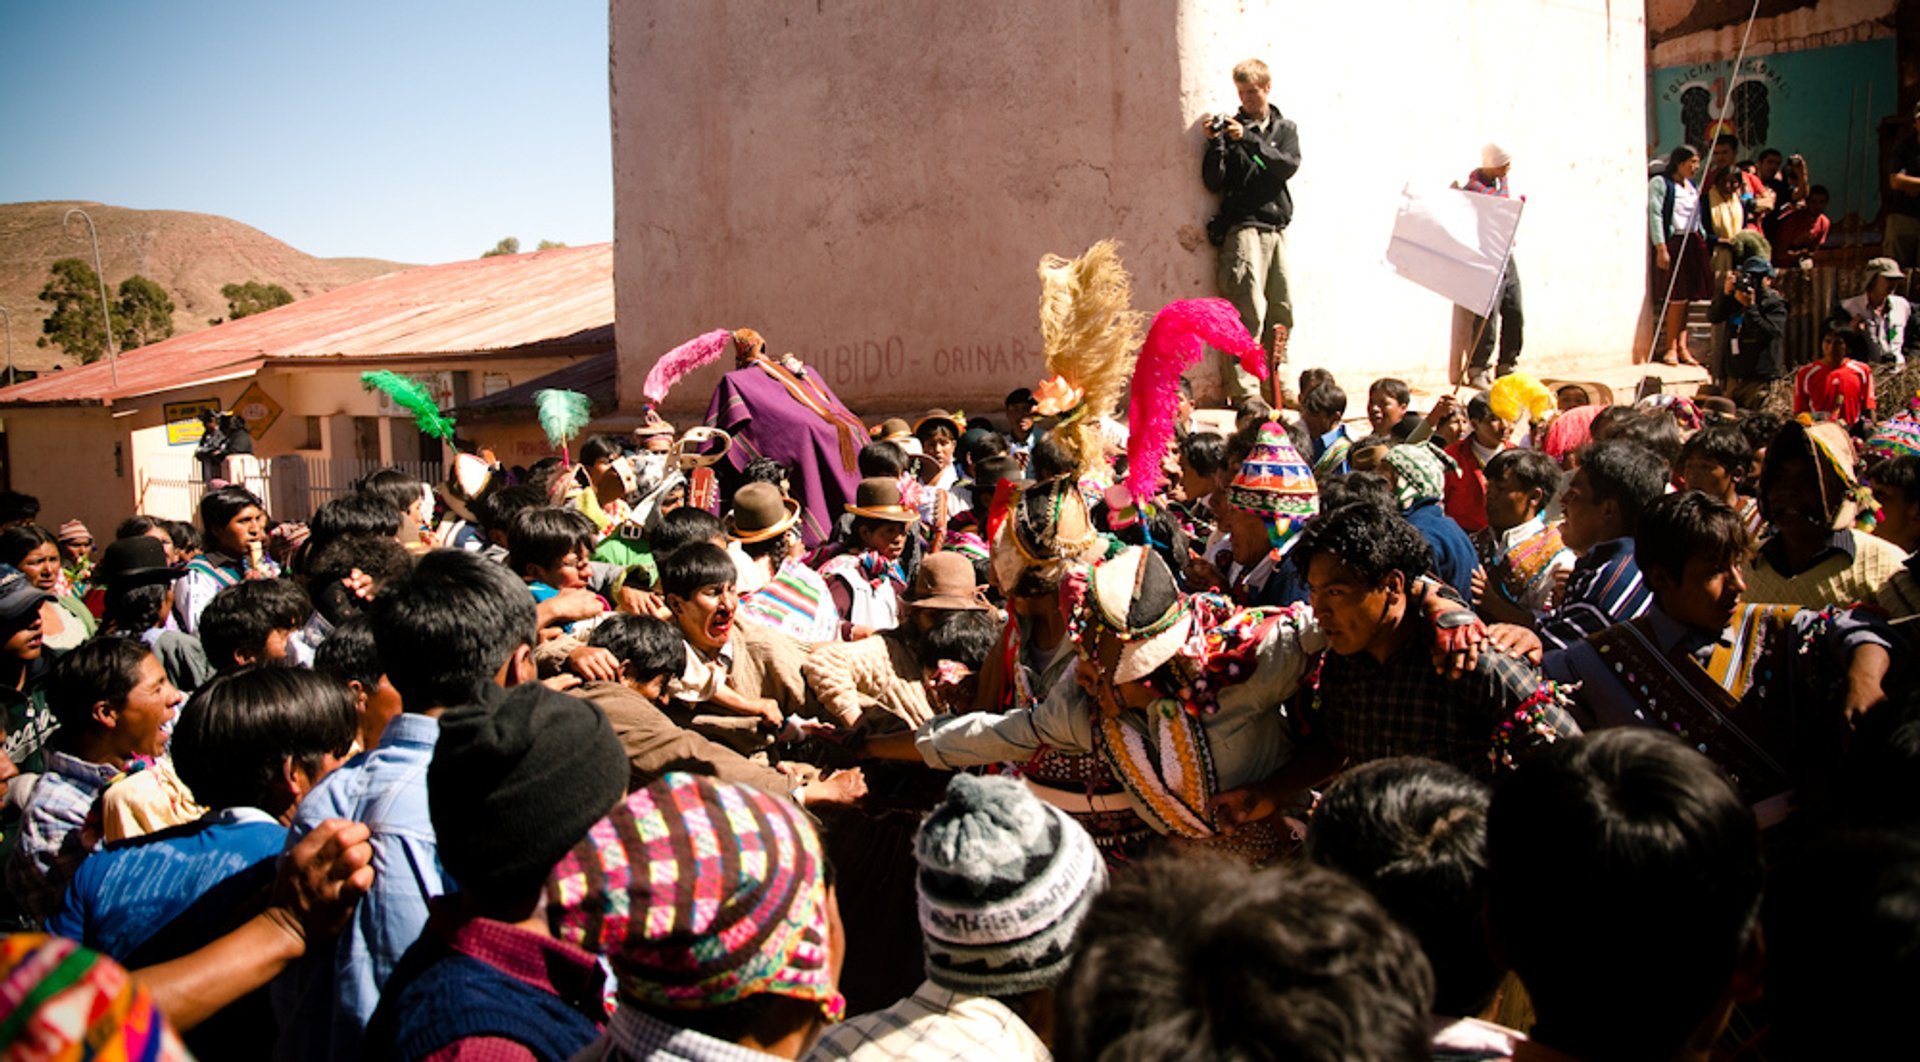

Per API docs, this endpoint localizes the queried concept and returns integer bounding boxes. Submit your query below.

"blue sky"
[0,1,611,265]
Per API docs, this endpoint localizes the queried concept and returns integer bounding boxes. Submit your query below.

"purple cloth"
[704,361,866,546]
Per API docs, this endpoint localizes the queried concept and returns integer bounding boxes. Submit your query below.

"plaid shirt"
[1539,537,1653,652]
[808,981,1051,1061]
[1314,622,1573,775]
[7,751,119,923]
[578,1006,788,1061]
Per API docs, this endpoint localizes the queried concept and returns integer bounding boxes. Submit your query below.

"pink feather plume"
[1125,298,1264,499]
[642,328,732,405]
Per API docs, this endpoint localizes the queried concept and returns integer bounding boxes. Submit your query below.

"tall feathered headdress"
[535,388,593,462]
[643,328,732,405]
[361,371,456,441]
[1034,240,1146,478]
[1125,298,1263,499]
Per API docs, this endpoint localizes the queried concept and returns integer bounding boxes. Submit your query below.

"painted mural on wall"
[1652,38,1895,224]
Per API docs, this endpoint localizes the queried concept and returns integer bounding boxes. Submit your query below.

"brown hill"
[0,201,411,373]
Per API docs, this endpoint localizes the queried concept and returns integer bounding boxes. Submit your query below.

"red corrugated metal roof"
[0,243,614,407]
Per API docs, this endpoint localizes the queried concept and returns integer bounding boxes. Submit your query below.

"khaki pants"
[1216,226,1292,404]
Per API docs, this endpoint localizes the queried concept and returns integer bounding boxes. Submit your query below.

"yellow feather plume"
[1036,240,1145,478]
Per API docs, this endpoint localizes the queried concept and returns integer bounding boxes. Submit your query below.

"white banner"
[1384,183,1524,318]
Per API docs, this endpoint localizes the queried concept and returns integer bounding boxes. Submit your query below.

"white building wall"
[613,0,1652,415]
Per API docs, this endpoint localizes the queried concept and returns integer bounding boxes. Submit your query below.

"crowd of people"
[1,65,1918,1062]
[2,284,1918,1059]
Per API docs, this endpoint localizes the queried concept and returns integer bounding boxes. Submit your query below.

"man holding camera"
[1202,58,1301,406]
[1709,256,1789,409]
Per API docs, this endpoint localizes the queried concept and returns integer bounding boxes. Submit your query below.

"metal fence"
[138,455,442,523]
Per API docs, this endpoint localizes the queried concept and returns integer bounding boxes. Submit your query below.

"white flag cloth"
[1384,183,1524,318]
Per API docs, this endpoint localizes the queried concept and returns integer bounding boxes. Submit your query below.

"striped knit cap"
[915,773,1107,995]
[545,772,842,1020]
[1867,415,1920,466]
[1384,442,1457,510]
[0,934,191,1061]
[1225,421,1320,555]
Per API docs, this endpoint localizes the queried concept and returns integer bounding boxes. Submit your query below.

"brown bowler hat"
[724,482,802,544]
[845,477,919,523]
[909,552,991,611]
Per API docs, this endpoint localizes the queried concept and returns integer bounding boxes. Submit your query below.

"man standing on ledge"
[1203,58,1301,407]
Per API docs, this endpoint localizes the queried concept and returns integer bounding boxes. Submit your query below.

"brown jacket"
[575,681,792,797]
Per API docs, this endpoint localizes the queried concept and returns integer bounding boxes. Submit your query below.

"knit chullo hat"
[915,773,1106,996]
[1867,415,1920,466]
[546,772,842,1021]
[430,683,629,900]
[1226,421,1319,556]
[0,934,190,1061]
[1383,442,1457,510]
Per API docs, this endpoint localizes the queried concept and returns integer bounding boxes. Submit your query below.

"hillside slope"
[0,201,411,372]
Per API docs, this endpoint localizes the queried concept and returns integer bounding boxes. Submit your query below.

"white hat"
[1481,142,1513,170]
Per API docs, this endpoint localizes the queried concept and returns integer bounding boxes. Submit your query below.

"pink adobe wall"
[614,0,1651,419]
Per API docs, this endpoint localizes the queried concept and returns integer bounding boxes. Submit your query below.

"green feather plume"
[535,388,593,449]
[361,370,456,441]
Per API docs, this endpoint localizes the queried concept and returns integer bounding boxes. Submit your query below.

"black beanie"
[429,682,629,900]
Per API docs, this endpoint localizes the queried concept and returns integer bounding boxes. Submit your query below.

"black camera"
[1206,114,1232,136]
[1734,273,1762,297]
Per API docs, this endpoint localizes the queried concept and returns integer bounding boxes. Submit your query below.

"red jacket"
[1443,438,1509,534]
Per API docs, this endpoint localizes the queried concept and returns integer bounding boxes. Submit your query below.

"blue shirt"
[1402,499,1480,604]
[1538,537,1654,652]
[49,807,285,961]
[273,712,445,1062]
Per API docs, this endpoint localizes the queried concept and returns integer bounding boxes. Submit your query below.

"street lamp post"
[62,208,118,389]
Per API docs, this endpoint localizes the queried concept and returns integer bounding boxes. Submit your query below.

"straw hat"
[1086,546,1191,685]
[845,477,920,523]
[725,482,801,544]
[909,552,991,611]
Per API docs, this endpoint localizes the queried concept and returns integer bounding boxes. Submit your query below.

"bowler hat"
[725,482,802,544]
[914,409,963,440]
[845,477,919,523]
[93,537,178,590]
[909,552,990,611]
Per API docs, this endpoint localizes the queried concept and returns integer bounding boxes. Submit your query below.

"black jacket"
[1709,288,1790,381]
[1202,109,1301,238]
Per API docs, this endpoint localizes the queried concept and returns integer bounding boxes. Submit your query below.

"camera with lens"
[1734,272,1762,297]
[1206,113,1233,136]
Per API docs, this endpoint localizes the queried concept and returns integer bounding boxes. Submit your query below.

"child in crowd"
[1300,382,1352,477]
[1474,447,1575,625]
[1538,439,1667,651]
[1441,393,1512,534]
[1678,421,1762,538]
[51,665,353,1059]
[6,639,181,923]
[1793,324,1876,425]
[507,506,608,635]
[582,612,865,804]
[1367,377,1411,436]
[820,478,918,639]
[197,578,315,672]
[311,615,404,756]
[274,550,540,1060]
[659,543,807,744]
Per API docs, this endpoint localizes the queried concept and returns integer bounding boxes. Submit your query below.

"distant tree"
[481,236,521,258]
[36,258,118,363]
[536,239,567,250]
[221,280,295,320]
[116,275,175,350]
